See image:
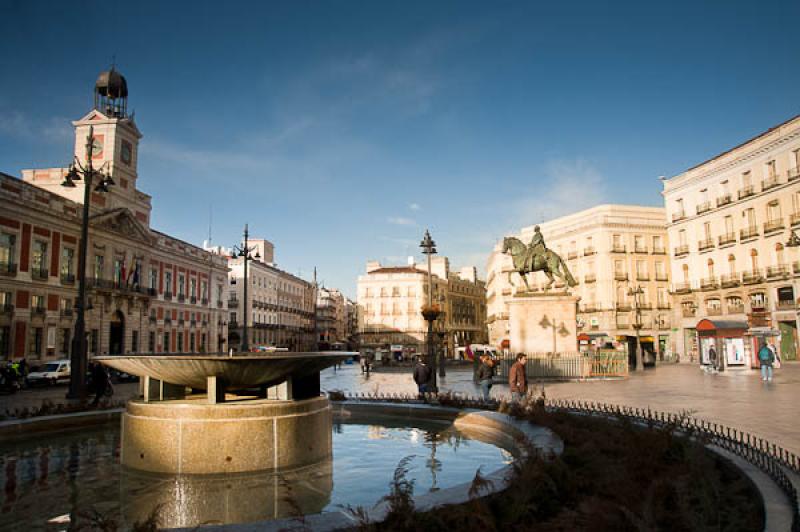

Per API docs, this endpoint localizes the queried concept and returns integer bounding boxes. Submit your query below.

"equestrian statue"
[502,226,577,292]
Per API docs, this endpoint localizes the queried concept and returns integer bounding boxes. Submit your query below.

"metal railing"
[718,232,737,246]
[495,351,629,380]
[698,238,715,251]
[696,201,712,214]
[738,186,755,200]
[716,194,732,207]
[674,245,689,257]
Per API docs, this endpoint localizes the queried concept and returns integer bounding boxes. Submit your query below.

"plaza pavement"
[1,362,797,455]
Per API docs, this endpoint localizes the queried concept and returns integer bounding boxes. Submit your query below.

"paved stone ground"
[2,362,797,455]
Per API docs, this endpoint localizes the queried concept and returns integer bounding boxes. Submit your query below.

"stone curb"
[169,401,564,532]
[0,408,123,442]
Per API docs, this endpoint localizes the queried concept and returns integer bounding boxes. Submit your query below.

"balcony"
[698,238,715,251]
[217,300,224,308]
[636,273,650,281]
[716,194,732,207]
[581,304,597,313]
[164,316,172,324]
[32,305,46,316]
[60,273,75,285]
[727,303,745,314]
[672,282,692,294]
[228,298,238,308]
[696,201,712,215]
[177,294,186,303]
[658,321,671,330]
[31,267,48,280]
[0,261,17,276]
[190,319,197,327]
[794,261,800,276]
[789,166,800,182]
[657,302,671,310]
[164,291,173,301]
[567,251,578,260]
[720,274,740,288]
[178,318,185,326]
[584,274,596,284]
[790,212,800,227]
[718,232,737,246]
[655,273,669,281]
[229,321,238,329]
[611,245,626,254]
[674,245,689,257]
[766,264,790,279]
[201,298,209,305]
[614,272,628,281]
[672,211,687,223]
[583,247,596,256]
[739,227,759,241]
[639,302,653,310]
[615,303,632,312]
[615,321,631,330]
[190,296,197,304]
[0,303,13,314]
[699,277,718,290]
[652,247,666,255]
[764,219,785,234]
[149,315,157,324]
[742,269,764,285]
[761,176,781,191]
[706,307,722,316]
[738,186,755,200]
[682,307,696,318]
[634,246,648,254]
[776,299,796,310]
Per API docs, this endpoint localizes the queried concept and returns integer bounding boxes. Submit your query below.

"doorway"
[778,321,797,361]
[109,310,125,355]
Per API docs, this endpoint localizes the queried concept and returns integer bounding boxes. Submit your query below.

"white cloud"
[386,216,417,226]
[409,203,421,211]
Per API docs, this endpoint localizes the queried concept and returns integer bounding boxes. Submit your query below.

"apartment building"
[663,114,800,366]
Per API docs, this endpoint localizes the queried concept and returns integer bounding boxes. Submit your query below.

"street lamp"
[785,230,800,354]
[420,229,440,391]
[232,224,260,352]
[627,285,644,372]
[63,125,115,400]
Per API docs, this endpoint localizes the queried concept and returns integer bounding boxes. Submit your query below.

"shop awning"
[696,319,748,331]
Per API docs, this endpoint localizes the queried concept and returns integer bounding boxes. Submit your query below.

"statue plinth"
[507,293,579,354]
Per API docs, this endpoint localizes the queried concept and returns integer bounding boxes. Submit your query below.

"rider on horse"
[525,226,547,271]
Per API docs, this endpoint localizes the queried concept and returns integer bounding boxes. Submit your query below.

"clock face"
[121,140,132,165]
[90,136,104,158]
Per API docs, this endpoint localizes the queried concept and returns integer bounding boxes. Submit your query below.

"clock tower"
[69,68,152,225]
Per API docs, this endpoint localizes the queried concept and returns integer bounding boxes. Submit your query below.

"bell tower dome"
[94,67,129,118]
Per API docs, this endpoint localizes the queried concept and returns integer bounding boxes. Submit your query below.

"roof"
[683,113,800,173]
[368,266,427,275]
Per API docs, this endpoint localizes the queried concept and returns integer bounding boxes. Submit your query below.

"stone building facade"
[357,257,487,358]
[226,253,316,351]
[316,287,346,349]
[487,205,671,365]
[0,70,229,360]
[663,114,800,366]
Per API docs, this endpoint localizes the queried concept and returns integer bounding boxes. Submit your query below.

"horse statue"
[502,236,577,291]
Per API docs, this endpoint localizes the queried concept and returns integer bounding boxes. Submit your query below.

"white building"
[316,287,346,349]
[487,204,671,366]
[663,114,800,366]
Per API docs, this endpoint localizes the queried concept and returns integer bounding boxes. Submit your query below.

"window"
[612,234,622,250]
[703,222,712,240]
[148,331,155,352]
[766,160,776,178]
[652,235,663,251]
[91,329,99,354]
[189,332,195,352]
[113,258,124,285]
[724,215,734,235]
[742,171,751,188]
[60,297,71,312]
[678,229,687,246]
[32,294,45,310]
[793,149,800,170]
[776,243,785,265]
[777,286,794,305]
[682,264,689,282]
[32,241,47,274]
[750,249,759,270]
[636,260,647,276]
[744,208,756,229]
[750,292,767,310]
[767,200,781,222]
[60,248,74,278]
[60,328,70,355]
[728,254,736,274]
[149,268,157,290]
[164,271,173,294]
[30,327,44,356]
[94,255,104,280]
[707,259,715,278]
[0,233,15,269]
[675,198,684,214]
[131,330,139,353]
[200,333,206,352]
[163,332,170,353]
[178,274,185,296]
[634,235,644,251]
[0,326,10,358]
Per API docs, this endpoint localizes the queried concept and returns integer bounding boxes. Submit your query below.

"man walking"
[476,355,495,401]
[509,353,528,402]
[413,357,432,397]
[758,341,775,382]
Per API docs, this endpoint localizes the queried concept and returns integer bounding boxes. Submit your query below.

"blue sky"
[1,1,798,297]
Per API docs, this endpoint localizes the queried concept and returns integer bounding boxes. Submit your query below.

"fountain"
[96,352,351,474]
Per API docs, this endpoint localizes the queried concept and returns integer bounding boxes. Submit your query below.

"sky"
[1,1,798,297]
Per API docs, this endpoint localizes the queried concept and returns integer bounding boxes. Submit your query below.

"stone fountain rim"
[94,352,357,362]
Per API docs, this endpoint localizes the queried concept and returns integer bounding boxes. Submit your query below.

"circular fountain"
[96,352,351,474]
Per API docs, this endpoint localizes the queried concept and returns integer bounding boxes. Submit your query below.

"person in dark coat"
[413,357,432,396]
[90,362,110,406]
[509,353,528,402]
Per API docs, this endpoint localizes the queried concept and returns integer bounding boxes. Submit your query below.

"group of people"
[707,340,780,382]
[412,352,530,402]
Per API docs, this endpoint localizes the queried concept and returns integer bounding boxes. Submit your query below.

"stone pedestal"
[508,292,579,354]
[121,395,332,474]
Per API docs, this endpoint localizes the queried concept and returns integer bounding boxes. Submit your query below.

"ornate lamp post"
[628,285,644,372]
[785,230,800,355]
[232,224,260,352]
[62,125,115,399]
[420,230,440,391]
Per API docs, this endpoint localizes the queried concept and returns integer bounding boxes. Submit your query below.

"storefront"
[696,319,749,369]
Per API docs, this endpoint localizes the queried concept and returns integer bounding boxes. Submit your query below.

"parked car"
[26,360,71,386]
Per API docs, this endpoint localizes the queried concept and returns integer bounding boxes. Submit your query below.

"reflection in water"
[0,420,510,530]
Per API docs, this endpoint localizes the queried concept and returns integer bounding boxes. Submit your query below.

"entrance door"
[109,310,125,355]
[778,321,797,361]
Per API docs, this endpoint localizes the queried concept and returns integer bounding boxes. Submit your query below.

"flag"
[125,256,136,285]
[131,261,141,288]
[465,344,474,361]
[120,259,126,286]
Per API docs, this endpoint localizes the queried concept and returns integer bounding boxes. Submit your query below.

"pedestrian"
[758,341,775,382]
[708,346,717,371]
[476,355,495,401]
[509,353,528,402]
[90,362,110,406]
[413,356,432,397]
